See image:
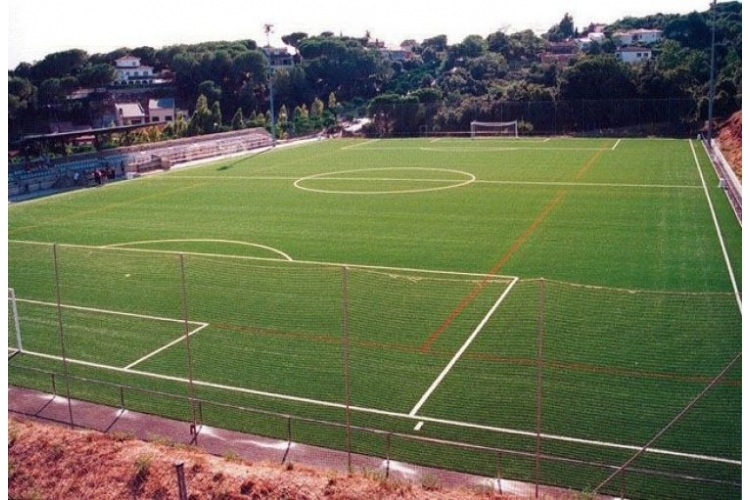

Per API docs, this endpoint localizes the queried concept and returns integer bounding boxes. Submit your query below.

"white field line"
[408,277,519,417]
[103,239,293,261]
[13,298,211,369]
[8,240,294,264]
[688,140,742,313]
[125,322,210,370]
[113,175,703,191]
[418,146,614,152]
[474,180,701,190]
[298,176,472,183]
[14,298,207,326]
[8,241,519,281]
[340,139,381,150]
[611,139,622,150]
[15,348,739,466]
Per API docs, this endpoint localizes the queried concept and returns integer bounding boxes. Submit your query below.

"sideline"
[688,140,742,313]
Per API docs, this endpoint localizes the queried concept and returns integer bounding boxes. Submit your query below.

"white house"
[613,29,662,46]
[616,46,653,64]
[114,56,155,85]
[576,32,606,50]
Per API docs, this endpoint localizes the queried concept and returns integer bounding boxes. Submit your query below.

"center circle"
[293,168,475,195]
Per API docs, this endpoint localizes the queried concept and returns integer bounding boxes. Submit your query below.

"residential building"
[114,102,146,125]
[148,98,176,123]
[616,46,653,64]
[540,41,579,66]
[263,46,295,69]
[113,56,155,85]
[576,32,606,50]
[613,29,662,46]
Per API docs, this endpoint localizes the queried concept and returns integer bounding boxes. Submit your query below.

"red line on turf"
[418,149,605,353]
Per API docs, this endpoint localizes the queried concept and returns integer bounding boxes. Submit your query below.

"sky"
[7,0,722,69]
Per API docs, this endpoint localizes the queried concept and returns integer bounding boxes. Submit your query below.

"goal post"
[470,120,519,139]
[8,288,23,352]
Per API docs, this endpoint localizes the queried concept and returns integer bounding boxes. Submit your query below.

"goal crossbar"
[470,120,518,139]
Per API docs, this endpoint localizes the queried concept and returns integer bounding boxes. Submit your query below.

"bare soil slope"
[10,417,576,500]
[717,111,742,181]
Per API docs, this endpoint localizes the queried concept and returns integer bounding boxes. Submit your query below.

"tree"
[421,35,448,53]
[298,36,384,100]
[78,63,117,88]
[368,93,420,136]
[558,55,636,100]
[8,76,36,134]
[486,31,511,55]
[545,13,576,42]
[187,95,213,136]
[29,49,89,81]
[281,32,308,49]
[210,101,223,132]
[231,108,245,130]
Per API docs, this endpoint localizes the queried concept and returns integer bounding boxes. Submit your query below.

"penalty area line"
[409,277,519,417]
[125,322,210,370]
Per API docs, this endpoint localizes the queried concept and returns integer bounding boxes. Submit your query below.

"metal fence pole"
[535,278,546,499]
[179,254,199,441]
[496,451,503,494]
[385,432,392,479]
[282,416,292,464]
[175,460,188,500]
[52,244,75,428]
[341,266,352,473]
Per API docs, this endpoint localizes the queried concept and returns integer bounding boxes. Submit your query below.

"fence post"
[179,253,199,442]
[282,416,292,464]
[385,432,391,479]
[341,266,352,474]
[52,243,75,429]
[175,460,188,500]
[535,278,546,499]
[496,451,503,494]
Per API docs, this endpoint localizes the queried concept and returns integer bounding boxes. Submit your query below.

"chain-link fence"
[8,241,741,499]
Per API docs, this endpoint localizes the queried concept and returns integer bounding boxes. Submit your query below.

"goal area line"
[9,297,209,371]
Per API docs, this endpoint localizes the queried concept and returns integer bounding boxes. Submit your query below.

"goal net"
[470,120,518,139]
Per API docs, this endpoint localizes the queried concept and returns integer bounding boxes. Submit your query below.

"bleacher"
[9,128,273,200]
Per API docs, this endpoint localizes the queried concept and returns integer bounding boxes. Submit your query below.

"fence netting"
[8,241,741,499]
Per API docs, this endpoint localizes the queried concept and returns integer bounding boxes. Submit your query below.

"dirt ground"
[716,111,742,181]
[10,416,592,500]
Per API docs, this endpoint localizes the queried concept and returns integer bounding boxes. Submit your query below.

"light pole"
[264,23,277,146]
[706,0,717,145]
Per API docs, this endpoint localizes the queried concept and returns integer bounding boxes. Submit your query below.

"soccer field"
[8,137,742,498]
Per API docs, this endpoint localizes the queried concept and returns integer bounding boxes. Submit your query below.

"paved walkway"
[8,386,603,499]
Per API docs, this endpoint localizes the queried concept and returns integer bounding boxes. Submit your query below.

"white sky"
[7,0,720,69]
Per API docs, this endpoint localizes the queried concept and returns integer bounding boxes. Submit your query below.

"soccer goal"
[8,288,23,353]
[470,120,519,139]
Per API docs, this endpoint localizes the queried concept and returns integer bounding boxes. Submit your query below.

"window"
[152,116,160,122]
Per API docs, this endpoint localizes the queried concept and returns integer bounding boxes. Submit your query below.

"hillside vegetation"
[8,2,741,144]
